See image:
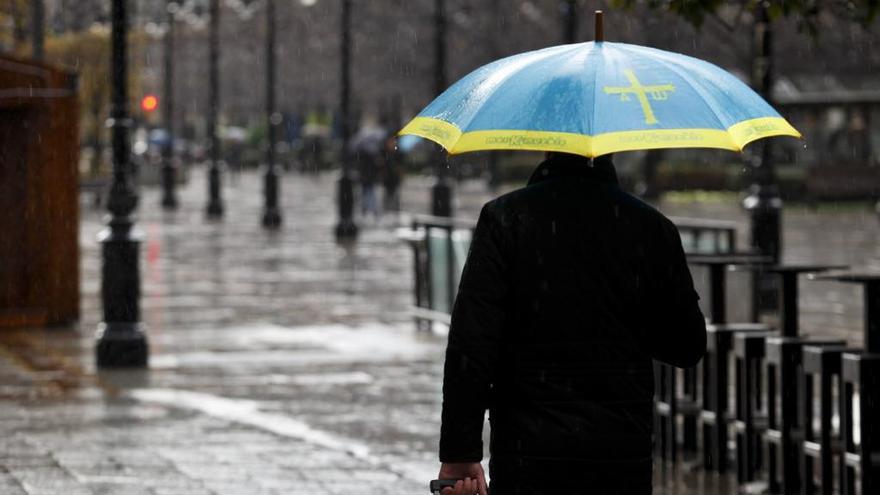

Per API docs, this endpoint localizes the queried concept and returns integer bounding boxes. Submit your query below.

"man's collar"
[527,153,619,186]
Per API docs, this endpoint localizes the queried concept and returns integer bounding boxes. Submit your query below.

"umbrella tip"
[595,10,604,42]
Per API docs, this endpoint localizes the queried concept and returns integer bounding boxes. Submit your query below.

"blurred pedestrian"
[300,104,332,173]
[382,133,403,214]
[438,153,707,495]
[351,119,386,220]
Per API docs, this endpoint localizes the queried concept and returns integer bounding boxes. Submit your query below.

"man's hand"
[437,462,488,495]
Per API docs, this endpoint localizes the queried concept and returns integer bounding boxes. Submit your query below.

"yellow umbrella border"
[398,115,802,158]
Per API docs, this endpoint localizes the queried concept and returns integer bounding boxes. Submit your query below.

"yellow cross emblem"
[603,69,675,125]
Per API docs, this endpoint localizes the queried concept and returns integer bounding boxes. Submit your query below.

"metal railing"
[398,213,475,329]
[398,213,738,328]
[671,216,737,255]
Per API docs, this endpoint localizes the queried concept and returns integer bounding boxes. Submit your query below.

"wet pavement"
[2,166,879,494]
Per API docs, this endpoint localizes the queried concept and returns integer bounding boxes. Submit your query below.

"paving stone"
[0,474,28,495]
[151,489,216,495]
[0,456,57,469]
[81,482,155,495]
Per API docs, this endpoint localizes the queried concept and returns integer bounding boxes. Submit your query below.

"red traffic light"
[141,94,159,112]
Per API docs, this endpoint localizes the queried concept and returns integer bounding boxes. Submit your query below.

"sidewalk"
[4,168,445,494]
[2,166,875,494]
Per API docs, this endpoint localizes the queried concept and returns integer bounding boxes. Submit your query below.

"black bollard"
[335,172,357,239]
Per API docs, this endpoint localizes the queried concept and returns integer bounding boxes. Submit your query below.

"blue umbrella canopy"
[399,41,800,157]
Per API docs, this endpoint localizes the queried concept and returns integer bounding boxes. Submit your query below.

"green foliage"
[611,0,878,32]
[611,0,724,27]
[247,124,268,149]
[0,0,30,49]
[663,189,740,203]
[45,27,146,154]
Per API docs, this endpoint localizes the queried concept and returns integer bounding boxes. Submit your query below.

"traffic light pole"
[161,0,179,210]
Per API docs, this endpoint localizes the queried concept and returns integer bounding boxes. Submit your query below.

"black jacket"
[439,153,707,494]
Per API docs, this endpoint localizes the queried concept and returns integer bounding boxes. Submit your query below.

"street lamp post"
[31,0,45,60]
[430,0,452,217]
[744,4,782,316]
[161,0,179,210]
[262,0,282,228]
[334,0,358,240]
[206,0,225,218]
[562,0,578,44]
[484,0,502,192]
[96,0,148,368]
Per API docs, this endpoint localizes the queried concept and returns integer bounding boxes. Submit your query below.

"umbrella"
[350,124,388,155]
[397,134,423,153]
[399,16,799,158]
